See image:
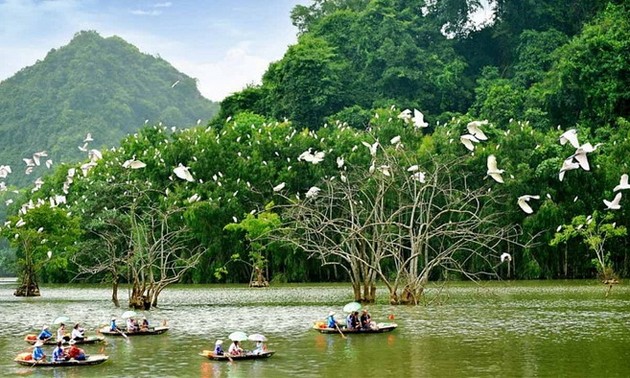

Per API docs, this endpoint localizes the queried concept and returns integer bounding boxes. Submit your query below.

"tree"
[1,205,81,296]
[551,211,627,293]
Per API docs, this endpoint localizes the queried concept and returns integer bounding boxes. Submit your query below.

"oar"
[116,328,128,340]
[335,324,347,339]
[225,353,234,363]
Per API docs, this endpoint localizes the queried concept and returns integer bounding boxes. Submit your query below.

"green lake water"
[1,280,629,377]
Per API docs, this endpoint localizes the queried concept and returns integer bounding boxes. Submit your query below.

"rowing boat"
[312,322,398,334]
[24,335,105,345]
[199,350,275,361]
[14,354,109,367]
[98,326,169,336]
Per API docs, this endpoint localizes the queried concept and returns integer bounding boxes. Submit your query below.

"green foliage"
[0,30,218,188]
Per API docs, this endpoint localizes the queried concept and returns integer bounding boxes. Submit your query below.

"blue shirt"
[326,315,336,328]
[214,345,224,355]
[38,329,52,340]
[52,346,65,362]
[32,346,45,361]
[110,320,117,331]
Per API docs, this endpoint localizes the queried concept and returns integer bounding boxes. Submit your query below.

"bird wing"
[559,129,580,148]
[489,173,504,183]
[573,152,590,171]
[517,197,534,214]
[614,174,629,192]
[487,155,498,171]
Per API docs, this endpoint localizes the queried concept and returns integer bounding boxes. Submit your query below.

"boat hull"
[14,354,109,367]
[199,350,275,361]
[24,335,105,345]
[98,326,169,336]
[313,322,398,334]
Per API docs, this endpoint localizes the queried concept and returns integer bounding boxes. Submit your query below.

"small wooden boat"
[199,350,275,361]
[14,354,109,367]
[312,322,398,334]
[24,335,105,345]
[98,326,169,336]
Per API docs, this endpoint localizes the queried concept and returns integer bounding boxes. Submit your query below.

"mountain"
[0,30,219,188]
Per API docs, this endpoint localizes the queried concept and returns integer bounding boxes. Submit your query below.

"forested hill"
[0,30,218,188]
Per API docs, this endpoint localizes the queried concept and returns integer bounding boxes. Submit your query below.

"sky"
[0,0,309,102]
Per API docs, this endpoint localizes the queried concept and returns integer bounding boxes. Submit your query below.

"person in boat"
[360,309,377,330]
[140,317,149,331]
[32,340,46,362]
[228,340,243,356]
[346,311,360,330]
[38,325,53,341]
[56,323,70,342]
[253,340,265,355]
[109,317,120,332]
[66,340,87,361]
[126,317,137,333]
[326,311,338,329]
[214,339,224,355]
[52,341,67,362]
[71,323,85,341]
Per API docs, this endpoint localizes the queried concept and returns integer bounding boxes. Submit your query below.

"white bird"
[78,143,88,152]
[122,159,147,169]
[410,172,426,183]
[187,193,201,203]
[604,192,622,210]
[390,135,401,145]
[47,251,52,259]
[397,109,412,123]
[559,158,580,181]
[306,186,321,199]
[500,252,512,263]
[84,133,94,142]
[407,165,419,172]
[0,165,11,178]
[613,174,630,192]
[80,162,97,177]
[486,155,505,183]
[517,195,540,214]
[273,182,286,192]
[171,80,180,88]
[460,134,480,151]
[88,149,102,161]
[15,218,26,227]
[466,120,488,141]
[572,142,600,171]
[173,164,194,182]
[412,109,428,129]
[45,160,53,169]
[32,151,47,166]
[361,141,379,156]
[559,129,580,148]
[378,165,391,177]
[23,158,35,167]
[336,156,345,169]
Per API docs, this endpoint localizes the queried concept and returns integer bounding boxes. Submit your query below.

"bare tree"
[272,151,530,304]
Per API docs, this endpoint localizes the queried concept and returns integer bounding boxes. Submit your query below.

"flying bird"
[173,164,194,182]
[604,192,622,210]
[500,253,512,263]
[466,120,488,141]
[613,174,630,192]
[517,195,540,214]
[460,134,480,151]
[397,109,412,123]
[486,155,505,183]
[412,109,428,129]
[122,159,147,169]
[361,141,379,156]
[559,129,580,148]
[84,133,94,142]
[559,158,580,181]
[171,80,180,88]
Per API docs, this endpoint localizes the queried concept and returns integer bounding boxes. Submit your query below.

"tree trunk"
[111,280,120,307]
[14,266,40,297]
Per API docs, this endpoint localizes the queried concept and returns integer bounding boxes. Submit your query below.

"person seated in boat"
[252,340,265,355]
[52,341,67,362]
[214,339,224,355]
[228,340,243,356]
[360,309,377,330]
[32,340,46,362]
[140,317,149,331]
[71,323,85,341]
[126,317,137,333]
[56,323,70,342]
[38,325,53,341]
[326,311,338,329]
[66,340,87,361]
[346,311,360,330]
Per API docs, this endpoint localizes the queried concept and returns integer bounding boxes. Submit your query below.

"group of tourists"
[31,337,87,363]
[213,339,265,356]
[109,316,149,333]
[37,323,85,343]
[326,309,377,331]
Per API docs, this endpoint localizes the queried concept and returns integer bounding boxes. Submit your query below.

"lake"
[1,280,629,377]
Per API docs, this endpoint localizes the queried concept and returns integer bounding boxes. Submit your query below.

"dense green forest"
[0,30,218,189]
[0,1,628,296]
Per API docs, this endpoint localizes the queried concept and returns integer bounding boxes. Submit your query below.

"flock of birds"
[1,106,627,268]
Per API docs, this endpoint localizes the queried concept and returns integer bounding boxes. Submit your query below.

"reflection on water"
[1,282,629,377]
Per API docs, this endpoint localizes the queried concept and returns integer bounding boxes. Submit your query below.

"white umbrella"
[53,316,71,325]
[228,331,248,341]
[343,302,362,313]
[248,333,267,342]
[121,310,137,319]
